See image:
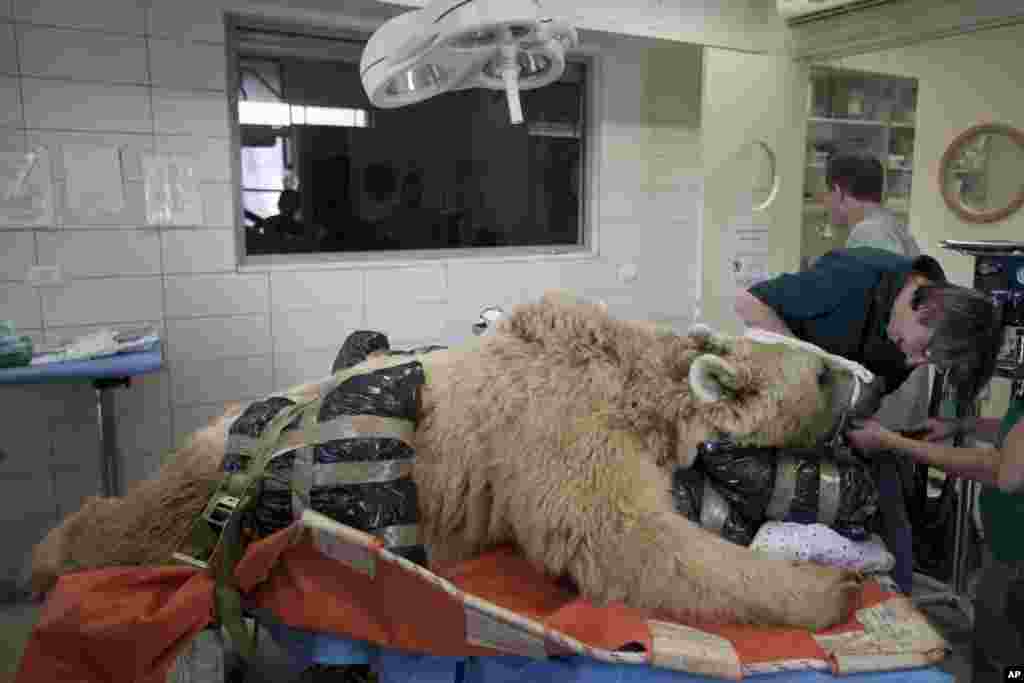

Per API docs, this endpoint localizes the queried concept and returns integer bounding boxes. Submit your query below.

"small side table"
[0,344,164,497]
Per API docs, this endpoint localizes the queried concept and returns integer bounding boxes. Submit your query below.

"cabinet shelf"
[809,116,915,128]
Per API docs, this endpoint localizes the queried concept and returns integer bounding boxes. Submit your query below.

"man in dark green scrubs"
[736,247,999,403]
[735,246,1003,594]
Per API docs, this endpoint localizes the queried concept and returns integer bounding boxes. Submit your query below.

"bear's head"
[491,291,884,470]
[681,324,884,458]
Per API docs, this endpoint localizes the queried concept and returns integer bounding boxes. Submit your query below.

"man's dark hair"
[825,152,885,203]
[911,284,1002,401]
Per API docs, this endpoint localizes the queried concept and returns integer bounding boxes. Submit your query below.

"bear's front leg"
[502,429,862,631]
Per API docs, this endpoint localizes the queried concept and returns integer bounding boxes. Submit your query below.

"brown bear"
[30,292,883,631]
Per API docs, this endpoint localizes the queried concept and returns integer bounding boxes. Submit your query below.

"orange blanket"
[15,522,949,683]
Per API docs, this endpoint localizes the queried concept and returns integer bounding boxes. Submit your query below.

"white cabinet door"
[699,48,807,334]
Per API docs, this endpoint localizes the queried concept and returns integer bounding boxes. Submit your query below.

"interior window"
[231,22,588,257]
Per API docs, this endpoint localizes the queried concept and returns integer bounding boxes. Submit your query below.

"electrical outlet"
[27,265,64,288]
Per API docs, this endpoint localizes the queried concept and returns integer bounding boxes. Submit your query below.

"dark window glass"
[233,25,587,256]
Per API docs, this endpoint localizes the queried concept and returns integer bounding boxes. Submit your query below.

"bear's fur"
[31,292,872,631]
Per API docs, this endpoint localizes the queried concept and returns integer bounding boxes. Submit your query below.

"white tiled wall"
[0,1,705,587]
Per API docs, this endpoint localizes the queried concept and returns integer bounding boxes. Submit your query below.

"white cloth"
[750,521,896,574]
[845,206,930,430]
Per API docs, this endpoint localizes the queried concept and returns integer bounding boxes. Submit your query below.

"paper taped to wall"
[728,188,775,290]
[142,153,202,226]
[0,147,54,228]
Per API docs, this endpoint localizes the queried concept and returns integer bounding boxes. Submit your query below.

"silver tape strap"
[766,455,799,520]
[699,478,730,535]
[372,523,420,548]
[817,460,842,528]
[290,404,320,521]
[312,460,414,488]
[290,446,313,520]
[312,415,416,447]
[226,433,261,456]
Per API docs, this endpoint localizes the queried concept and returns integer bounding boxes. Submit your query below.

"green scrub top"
[980,395,1024,563]
[748,247,946,396]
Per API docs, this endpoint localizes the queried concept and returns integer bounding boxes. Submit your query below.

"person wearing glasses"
[735,247,1000,407]
[734,247,1003,592]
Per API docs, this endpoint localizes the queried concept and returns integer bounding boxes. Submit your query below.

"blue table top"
[258,618,953,683]
[0,342,163,386]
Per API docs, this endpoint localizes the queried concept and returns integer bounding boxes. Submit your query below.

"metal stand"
[910,371,978,626]
[94,377,131,497]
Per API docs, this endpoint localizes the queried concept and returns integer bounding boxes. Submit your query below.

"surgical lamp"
[360,0,578,124]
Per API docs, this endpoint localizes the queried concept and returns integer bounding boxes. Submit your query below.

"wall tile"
[363,267,448,343]
[0,231,35,281]
[0,22,16,74]
[60,180,148,228]
[165,314,270,363]
[17,26,148,84]
[0,474,55,532]
[147,0,226,44]
[149,38,227,91]
[21,79,151,133]
[170,354,273,405]
[155,135,231,183]
[164,272,268,318]
[152,89,230,138]
[48,382,99,469]
[0,125,27,153]
[0,3,10,20]
[37,229,162,277]
[40,275,163,326]
[161,228,235,274]
[364,300,447,347]
[270,269,363,313]
[113,366,170,419]
[26,131,153,182]
[200,181,234,227]
[0,282,42,328]
[170,401,233,449]
[0,75,22,128]
[0,385,53,476]
[116,414,172,489]
[272,306,362,353]
[366,266,446,302]
[13,0,146,34]
[51,465,102,519]
[273,348,337,389]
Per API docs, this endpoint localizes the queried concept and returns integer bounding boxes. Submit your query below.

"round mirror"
[939,122,1024,224]
[733,140,778,212]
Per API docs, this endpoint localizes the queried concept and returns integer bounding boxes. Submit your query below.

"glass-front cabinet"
[800,66,919,269]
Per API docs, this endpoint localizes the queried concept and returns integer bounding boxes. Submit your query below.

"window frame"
[225,13,602,270]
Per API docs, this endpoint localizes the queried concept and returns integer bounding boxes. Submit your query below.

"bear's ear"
[686,324,733,355]
[688,354,740,403]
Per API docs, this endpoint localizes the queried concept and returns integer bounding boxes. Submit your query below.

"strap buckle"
[205,495,241,528]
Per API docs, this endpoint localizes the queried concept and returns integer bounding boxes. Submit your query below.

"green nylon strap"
[175,359,426,660]
[210,397,318,661]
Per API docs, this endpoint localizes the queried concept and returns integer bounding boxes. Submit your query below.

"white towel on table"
[750,521,895,574]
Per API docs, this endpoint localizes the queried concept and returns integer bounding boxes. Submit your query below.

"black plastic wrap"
[331,330,391,373]
[694,440,879,542]
[669,468,758,546]
[221,335,430,565]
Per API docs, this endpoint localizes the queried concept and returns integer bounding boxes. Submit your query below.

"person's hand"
[914,417,960,442]
[846,418,895,454]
